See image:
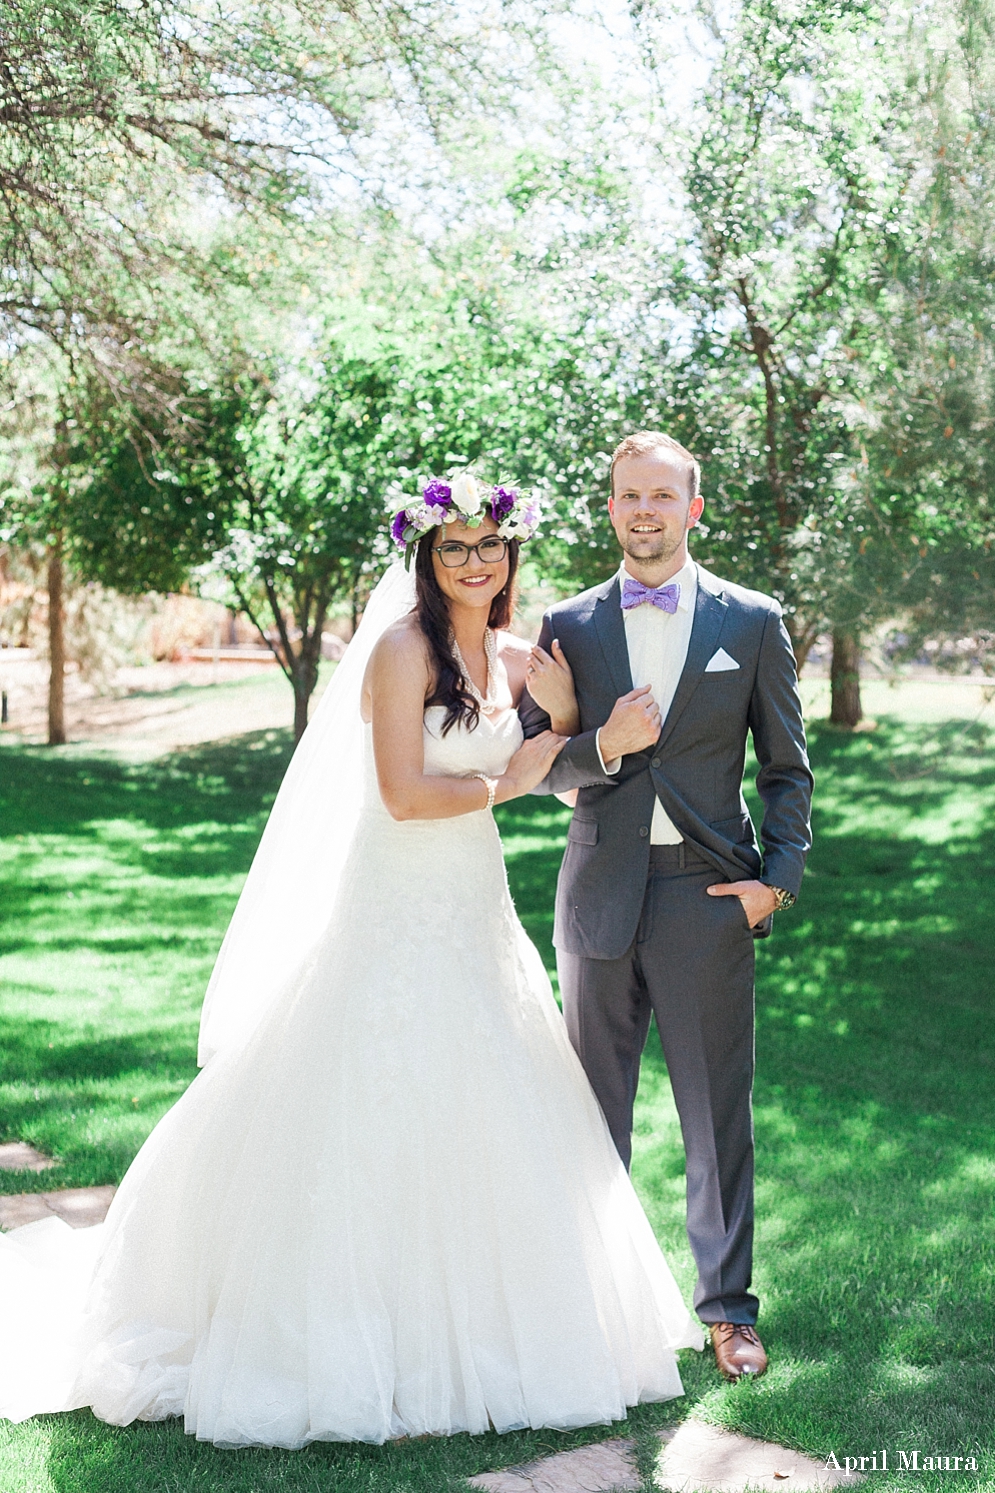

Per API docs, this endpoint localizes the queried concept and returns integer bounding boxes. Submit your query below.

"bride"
[0,472,701,1449]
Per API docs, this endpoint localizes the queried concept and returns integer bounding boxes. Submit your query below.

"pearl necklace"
[451,628,500,714]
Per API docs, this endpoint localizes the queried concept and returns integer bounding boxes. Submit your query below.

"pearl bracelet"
[471,773,498,812]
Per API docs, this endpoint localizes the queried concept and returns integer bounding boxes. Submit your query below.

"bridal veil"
[197,562,416,1066]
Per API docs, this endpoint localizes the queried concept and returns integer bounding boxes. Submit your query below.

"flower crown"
[387,471,542,568]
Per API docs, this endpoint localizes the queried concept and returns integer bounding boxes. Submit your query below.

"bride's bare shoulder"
[363,619,431,716]
[371,616,430,667]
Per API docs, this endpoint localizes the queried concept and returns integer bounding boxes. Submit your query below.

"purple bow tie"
[620,577,681,614]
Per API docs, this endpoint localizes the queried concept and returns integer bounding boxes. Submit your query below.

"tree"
[60,298,576,737]
[565,0,995,728]
[0,346,205,740]
[198,361,416,744]
[0,378,78,742]
[0,0,540,742]
[55,220,668,740]
[654,1,897,669]
[0,0,485,376]
[852,0,995,684]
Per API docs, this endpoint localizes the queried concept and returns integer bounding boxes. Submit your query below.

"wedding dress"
[0,567,701,1449]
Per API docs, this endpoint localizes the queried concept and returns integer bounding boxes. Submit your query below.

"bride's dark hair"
[414,529,520,736]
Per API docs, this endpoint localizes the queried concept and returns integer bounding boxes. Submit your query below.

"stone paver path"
[0,1185,116,1231]
[655,1421,852,1492]
[0,1143,115,1231]
[469,1438,641,1492]
[0,1141,56,1172]
[470,1423,854,1493]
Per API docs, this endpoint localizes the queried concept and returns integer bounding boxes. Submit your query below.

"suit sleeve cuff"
[595,728,622,776]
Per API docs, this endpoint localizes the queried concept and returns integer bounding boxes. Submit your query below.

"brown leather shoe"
[709,1322,768,1381]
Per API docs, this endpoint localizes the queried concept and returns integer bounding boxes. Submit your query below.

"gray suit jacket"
[518,564,813,961]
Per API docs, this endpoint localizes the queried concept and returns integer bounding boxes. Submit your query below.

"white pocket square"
[704,648,740,673]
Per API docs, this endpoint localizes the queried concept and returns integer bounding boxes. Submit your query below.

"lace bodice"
[422,705,524,779]
[361,705,523,822]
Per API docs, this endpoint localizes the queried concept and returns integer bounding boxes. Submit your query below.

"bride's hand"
[496,730,568,803]
[525,640,580,736]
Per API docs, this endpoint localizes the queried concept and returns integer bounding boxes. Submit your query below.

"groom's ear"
[687,494,705,529]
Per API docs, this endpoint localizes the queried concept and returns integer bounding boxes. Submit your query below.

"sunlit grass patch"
[0,713,992,1488]
[0,732,293,1190]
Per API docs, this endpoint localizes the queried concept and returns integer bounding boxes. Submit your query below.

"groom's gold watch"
[763,884,796,912]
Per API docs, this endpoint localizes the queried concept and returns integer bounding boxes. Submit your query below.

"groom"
[519,431,813,1381]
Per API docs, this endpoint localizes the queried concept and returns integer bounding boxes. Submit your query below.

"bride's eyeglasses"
[432,536,509,568]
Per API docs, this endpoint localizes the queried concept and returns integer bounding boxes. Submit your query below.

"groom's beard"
[621,528,685,568]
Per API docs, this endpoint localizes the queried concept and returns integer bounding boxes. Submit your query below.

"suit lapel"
[656,566,729,749]
[592,577,633,698]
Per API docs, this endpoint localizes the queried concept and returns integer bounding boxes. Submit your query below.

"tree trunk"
[293,681,309,745]
[291,641,322,745]
[47,538,67,746]
[239,574,328,745]
[784,620,817,676]
[830,629,862,729]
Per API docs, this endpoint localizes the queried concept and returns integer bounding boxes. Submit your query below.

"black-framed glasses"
[432,536,509,568]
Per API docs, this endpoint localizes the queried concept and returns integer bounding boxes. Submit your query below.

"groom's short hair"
[610,431,701,503]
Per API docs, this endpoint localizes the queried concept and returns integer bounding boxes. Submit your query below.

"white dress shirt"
[597,557,698,844]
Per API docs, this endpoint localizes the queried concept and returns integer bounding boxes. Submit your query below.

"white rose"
[451,471,482,516]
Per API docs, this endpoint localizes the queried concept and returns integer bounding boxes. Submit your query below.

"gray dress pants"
[557,843,759,1326]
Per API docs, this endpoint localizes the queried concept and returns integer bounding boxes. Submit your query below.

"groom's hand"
[707,880,778,928]
[598,686,662,760]
[496,730,568,803]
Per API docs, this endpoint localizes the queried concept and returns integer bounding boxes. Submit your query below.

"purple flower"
[390,510,410,547]
[490,486,518,521]
[422,479,452,507]
[520,499,542,534]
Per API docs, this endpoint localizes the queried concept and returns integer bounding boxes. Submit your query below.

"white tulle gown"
[0,700,701,1448]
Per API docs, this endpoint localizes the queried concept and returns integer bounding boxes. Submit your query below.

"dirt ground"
[1,647,993,758]
[0,653,318,756]
[798,673,995,726]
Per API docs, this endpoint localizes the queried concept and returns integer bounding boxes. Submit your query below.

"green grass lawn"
[0,711,993,1491]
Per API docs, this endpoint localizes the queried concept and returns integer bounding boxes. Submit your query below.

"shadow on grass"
[0,735,290,1192]
[0,1008,198,1189]
[38,1409,655,1493]
[0,728,294,845]
[0,1015,197,1085]
[0,904,242,958]
[1,718,993,1487]
[502,720,995,1474]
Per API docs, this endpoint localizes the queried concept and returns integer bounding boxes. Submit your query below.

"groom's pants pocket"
[707,879,755,936]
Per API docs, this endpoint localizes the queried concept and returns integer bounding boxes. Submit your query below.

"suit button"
[639,826,649,838]
[651,756,661,768]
